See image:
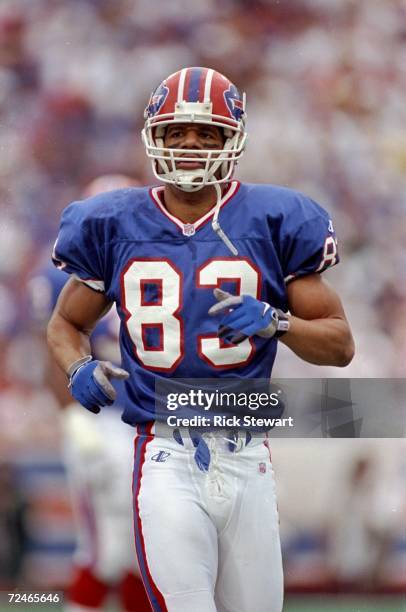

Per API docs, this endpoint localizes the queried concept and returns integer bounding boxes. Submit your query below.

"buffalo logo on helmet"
[145,84,169,118]
[223,84,244,122]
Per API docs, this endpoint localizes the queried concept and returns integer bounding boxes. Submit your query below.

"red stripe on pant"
[133,424,168,612]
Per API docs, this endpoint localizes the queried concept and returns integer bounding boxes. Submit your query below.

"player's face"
[164,124,224,171]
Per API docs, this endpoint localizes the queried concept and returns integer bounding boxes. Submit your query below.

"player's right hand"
[68,358,129,414]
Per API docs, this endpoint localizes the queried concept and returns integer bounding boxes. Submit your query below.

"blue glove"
[68,357,129,414]
[208,289,289,345]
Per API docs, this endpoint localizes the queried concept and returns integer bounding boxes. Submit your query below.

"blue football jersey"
[53,181,339,425]
[28,261,126,410]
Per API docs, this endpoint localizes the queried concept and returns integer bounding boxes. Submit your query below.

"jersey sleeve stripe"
[72,275,105,292]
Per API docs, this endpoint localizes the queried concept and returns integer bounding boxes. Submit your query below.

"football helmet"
[142,67,247,191]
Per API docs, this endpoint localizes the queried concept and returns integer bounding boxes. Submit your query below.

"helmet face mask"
[142,68,247,192]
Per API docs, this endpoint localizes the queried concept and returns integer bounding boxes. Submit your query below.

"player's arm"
[47,277,129,414]
[280,273,354,367]
[47,277,111,374]
[209,274,354,367]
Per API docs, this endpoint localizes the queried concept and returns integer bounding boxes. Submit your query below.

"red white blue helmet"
[142,67,247,191]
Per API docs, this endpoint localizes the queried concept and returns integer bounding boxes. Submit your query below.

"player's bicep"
[286,273,347,321]
[54,277,112,334]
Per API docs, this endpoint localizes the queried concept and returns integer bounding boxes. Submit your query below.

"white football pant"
[133,426,283,612]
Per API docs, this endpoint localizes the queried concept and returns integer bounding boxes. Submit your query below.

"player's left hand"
[208,288,288,345]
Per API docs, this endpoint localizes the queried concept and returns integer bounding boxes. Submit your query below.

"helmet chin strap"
[176,176,238,255]
[211,183,238,256]
[163,164,238,256]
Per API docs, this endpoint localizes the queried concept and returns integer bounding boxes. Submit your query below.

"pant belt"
[171,428,252,472]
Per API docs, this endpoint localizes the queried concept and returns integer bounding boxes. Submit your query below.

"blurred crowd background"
[0,0,405,606]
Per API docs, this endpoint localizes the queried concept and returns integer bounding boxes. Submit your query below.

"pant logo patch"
[258,462,267,474]
[151,451,171,463]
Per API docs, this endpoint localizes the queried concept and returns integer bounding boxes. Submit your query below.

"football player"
[30,176,150,611]
[48,68,354,612]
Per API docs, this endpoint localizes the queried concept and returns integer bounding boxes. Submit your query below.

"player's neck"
[163,184,219,224]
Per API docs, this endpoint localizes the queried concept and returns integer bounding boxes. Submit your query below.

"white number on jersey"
[197,258,260,368]
[122,259,183,370]
[121,257,260,371]
[316,236,338,272]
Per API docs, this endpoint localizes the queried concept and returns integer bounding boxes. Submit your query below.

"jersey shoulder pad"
[243,184,339,281]
[52,186,150,292]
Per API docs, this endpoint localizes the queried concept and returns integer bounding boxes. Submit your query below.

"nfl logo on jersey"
[182,223,195,237]
[258,462,267,474]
